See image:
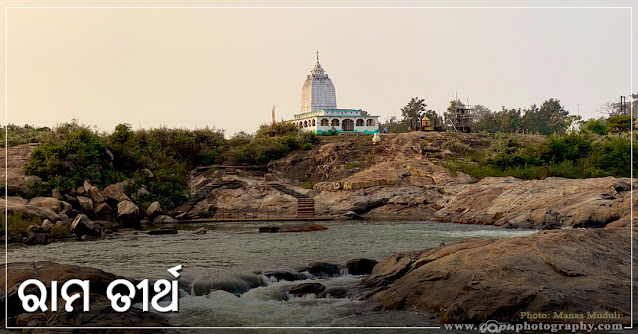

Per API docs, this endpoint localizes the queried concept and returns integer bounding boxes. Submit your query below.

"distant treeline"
[380,94,636,135]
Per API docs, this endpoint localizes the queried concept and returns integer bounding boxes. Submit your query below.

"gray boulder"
[103,183,131,202]
[28,197,62,213]
[117,200,140,219]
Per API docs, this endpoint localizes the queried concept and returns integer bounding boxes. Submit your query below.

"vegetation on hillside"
[232,122,319,165]
[18,121,226,210]
[441,129,635,180]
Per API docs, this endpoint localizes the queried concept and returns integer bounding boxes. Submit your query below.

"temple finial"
[316,50,319,63]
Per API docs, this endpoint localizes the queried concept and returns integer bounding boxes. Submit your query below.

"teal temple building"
[289,54,380,134]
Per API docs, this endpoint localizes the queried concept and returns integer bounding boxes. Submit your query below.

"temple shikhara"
[290,53,380,134]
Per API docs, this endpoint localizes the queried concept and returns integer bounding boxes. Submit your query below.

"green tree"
[606,115,631,133]
[581,118,607,135]
[401,97,427,128]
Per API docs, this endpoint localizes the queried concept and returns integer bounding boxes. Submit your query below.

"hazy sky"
[1,1,635,136]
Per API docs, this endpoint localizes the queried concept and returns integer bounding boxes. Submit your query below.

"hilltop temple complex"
[290,54,380,134]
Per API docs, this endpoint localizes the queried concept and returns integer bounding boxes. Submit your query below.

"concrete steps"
[269,182,314,218]
[176,181,230,213]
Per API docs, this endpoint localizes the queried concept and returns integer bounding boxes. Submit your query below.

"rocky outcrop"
[77,195,94,213]
[288,282,325,297]
[433,176,632,229]
[87,185,107,203]
[0,143,38,193]
[364,226,634,324]
[146,201,161,217]
[1,261,170,329]
[71,214,103,239]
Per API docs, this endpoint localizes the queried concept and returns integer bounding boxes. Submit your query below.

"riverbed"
[7,220,537,329]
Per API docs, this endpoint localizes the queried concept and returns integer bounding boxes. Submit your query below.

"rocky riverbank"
[363,222,635,324]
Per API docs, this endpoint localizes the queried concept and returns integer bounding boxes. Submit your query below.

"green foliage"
[0,124,51,148]
[256,122,299,137]
[606,115,631,133]
[441,131,634,180]
[582,118,607,135]
[1,212,42,242]
[22,121,226,211]
[234,126,319,165]
[442,139,474,155]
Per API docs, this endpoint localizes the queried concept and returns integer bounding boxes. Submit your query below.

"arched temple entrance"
[342,119,354,131]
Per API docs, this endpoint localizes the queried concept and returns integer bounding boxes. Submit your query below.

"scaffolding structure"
[447,104,472,133]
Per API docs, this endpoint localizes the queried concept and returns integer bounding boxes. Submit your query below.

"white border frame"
[3,4,634,331]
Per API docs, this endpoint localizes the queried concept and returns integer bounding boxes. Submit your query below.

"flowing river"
[7,220,536,330]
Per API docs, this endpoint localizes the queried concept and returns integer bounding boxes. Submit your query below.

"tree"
[401,97,427,129]
[606,115,631,134]
[522,99,569,135]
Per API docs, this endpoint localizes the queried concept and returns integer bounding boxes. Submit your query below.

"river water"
[7,220,536,330]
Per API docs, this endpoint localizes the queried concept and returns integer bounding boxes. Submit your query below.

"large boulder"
[146,201,161,217]
[51,188,62,200]
[364,226,634,324]
[117,200,139,220]
[87,186,107,203]
[27,197,62,213]
[103,182,131,202]
[76,196,94,213]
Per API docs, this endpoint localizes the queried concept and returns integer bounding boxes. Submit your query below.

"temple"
[290,53,380,134]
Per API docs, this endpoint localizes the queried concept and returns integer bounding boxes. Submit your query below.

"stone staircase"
[269,182,315,218]
[176,181,230,213]
[225,167,237,175]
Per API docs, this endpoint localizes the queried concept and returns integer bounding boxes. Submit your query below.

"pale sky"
[1,1,635,136]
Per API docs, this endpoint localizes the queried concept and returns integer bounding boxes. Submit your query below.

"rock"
[264,173,273,181]
[146,201,161,217]
[27,197,62,213]
[117,200,139,220]
[55,220,72,230]
[70,214,101,239]
[364,227,634,324]
[5,196,28,205]
[59,201,73,214]
[317,287,349,299]
[288,282,326,297]
[87,186,107,203]
[77,196,94,213]
[83,180,91,191]
[259,226,281,233]
[154,215,177,224]
[344,210,363,220]
[25,225,50,245]
[262,270,305,282]
[142,168,154,178]
[94,202,114,216]
[192,227,207,235]
[76,186,86,195]
[306,262,340,277]
[0,144,38,193]
[64,194,79,208]
[1,261,171,327]
[41,219,54,231]
[103,183,131,202]
[346,258,378,275]
[0,198,61,223]
[139,217,152,226]
[148,226,178,235]
[105,149,114,160]
[51,188,62,200]
[136,186,150,197]
[24,175,42,184]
